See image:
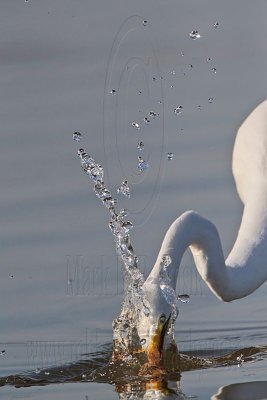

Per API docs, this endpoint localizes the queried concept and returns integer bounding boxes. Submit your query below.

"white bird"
[137,100,267,366]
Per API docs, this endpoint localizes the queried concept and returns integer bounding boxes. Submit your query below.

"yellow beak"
[146,314,171,366]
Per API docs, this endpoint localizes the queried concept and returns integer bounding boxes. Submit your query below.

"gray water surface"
[1,0,267,398]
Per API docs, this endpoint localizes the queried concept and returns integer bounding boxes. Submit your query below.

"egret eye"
[159,314,166,324]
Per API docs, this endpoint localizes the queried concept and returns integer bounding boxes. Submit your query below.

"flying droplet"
[152,77,156,82]
[138,157,149,172]
[174,106,183,115]
[207,57,212,62]
[72,132,82,142]
[109,89,116,95]
[214,22,219,28]
[197,105,202,111]
[144,117,150,124]
[140,338,146,345]
[142,20,148,26]
[35,368,41,374]
[137,90,142,95]
[137,141,144,151]
[167,152,174,160]
[44,371,50,376]
[211,67,217,74]
[103,197,117,209]
[208,97,214,103]
[177,294,190,303]
[149,111,159,118]
[189,30,201,40]
[132,122,140,130]
[0,350,6,356]
[117,180,130,198]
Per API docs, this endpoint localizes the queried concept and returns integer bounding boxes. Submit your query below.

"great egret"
[137,99,267,365]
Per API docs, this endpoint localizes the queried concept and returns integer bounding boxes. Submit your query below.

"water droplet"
[137,157,149,172]
[211,67,217,74]
[0,350,6,356]
[137,141,144,151]
[144,117,150,124]
[149,111,159,118]
[94,181,111,199]
[167,152,174,161]
[67,279,72,285]
[197,105,202,111]
[140,338,146,345]
[109,89,116,95]
[35,368,41,374]
[181,51,185,56]
[118,208,128,219]
[117,180,130,198]
[174,106,183,115]
[177,294,190,303]
[103,197,117,209]
[137,90,142,95]
[9,274,14,278]
[189,64,193,69]
[142,20,148,26]
[132,122,140,130]
[161,255,172,267]
[170,70,176,75]
[207,57,212,62]
[72,132,82,142]
[214,22,219,28]
[44,371,50,376]
[189,30,201,40]
[86,164,104,182]
[152,77,156,82]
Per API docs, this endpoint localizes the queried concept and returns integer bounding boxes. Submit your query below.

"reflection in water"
[212,381,267,400]
[115,379,186,400]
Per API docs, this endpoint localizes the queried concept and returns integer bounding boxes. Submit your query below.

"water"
[189,30,201,40]
[2,0,267,398]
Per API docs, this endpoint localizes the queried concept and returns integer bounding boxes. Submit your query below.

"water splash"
[159,255,179,330]
[73,134,147,356]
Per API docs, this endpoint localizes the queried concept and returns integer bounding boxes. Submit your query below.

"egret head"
[138,279,178,366]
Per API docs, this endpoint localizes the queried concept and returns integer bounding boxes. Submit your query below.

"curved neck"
[148,200,267,301]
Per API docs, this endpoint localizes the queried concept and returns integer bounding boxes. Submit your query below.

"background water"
[1,0,267,398]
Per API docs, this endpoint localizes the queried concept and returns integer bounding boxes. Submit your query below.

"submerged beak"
[146,314,171,366]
